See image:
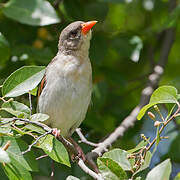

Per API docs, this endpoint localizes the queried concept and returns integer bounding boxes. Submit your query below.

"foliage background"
[0,0,180,179]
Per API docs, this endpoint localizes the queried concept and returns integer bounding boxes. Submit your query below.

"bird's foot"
[69,137,86,162]
[52,128,60,138]
[75,144,86,162]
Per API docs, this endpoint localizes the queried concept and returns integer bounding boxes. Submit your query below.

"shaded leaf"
[23,124,45,134]
[137,86,178,120]
[3,0,60,26]
[0,32,10,63]
[2,66,45,97]
[1,101,30,118]
[146,159,171,180]
[163,4,180,29]
[97,157,127,180]
[2,159,32,180]
[168,133,180,162]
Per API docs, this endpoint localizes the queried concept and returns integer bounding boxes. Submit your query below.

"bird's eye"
[69,30,78,39]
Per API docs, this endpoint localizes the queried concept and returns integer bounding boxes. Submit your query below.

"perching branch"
[86,0,176,161]
[76,128,99,147]
[0,118,103,180]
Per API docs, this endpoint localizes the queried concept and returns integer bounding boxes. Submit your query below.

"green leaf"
[2,66,45,97]
[2,159,32,180]
[0,148,11,163]
[102,149,131,171]
[2,0,60,26]
[23,124,45,134]
[30,87,38,96]
[36,136,70,167]
[128,140,148,153]
[146,159,172,180]
[35,134,53,152]
[156,126,160,146]
[66,176,80,180]
[135,177,142,180]
[162,4,180,29]
[165,103,176,119]
[1,101,30,118]
[174,172,180,180]
[0,32,10,64]
[30,113,49,122]
[0,136,38,172]
[97,157,127,180]
[134,151,152,175]
[137,86,178,120]
[46,138,70,167]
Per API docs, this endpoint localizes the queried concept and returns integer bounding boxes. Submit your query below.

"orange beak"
[81,21,97,35]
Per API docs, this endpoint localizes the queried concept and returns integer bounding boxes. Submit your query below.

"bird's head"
[58,21,97,55]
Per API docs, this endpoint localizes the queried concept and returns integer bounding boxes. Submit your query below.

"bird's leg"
[68,137,86,162]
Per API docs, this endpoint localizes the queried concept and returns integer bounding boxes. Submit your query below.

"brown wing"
[38,75,46,98]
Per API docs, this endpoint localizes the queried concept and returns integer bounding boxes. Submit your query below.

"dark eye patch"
[69,27,81,39]
[70,30,78,37]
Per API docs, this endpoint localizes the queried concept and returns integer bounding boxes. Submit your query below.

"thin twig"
[146,105,180,152]
[36,154,48,160]
[76,128,99,147]
[22,130,52,155]
[28,91,32,116]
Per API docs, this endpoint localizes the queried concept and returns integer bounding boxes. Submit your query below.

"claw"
[52,128,60,137]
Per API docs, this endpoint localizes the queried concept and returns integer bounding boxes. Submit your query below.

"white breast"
[38,54,92,137]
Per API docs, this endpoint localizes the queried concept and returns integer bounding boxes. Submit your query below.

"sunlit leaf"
[174,172,180,180]
[137,86,178,120]
[35,134,53,153]
[0,148,11,163]
[2,0,60,26]
[128,140,148,153]
[102,149,131,171]
[146,159,171,180]
[36,136,70,167]
[0,136,38,172]
[2,66,45,97]
[30,113,49,122]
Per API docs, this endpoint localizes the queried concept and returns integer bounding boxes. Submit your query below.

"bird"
[38,21,97,159]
